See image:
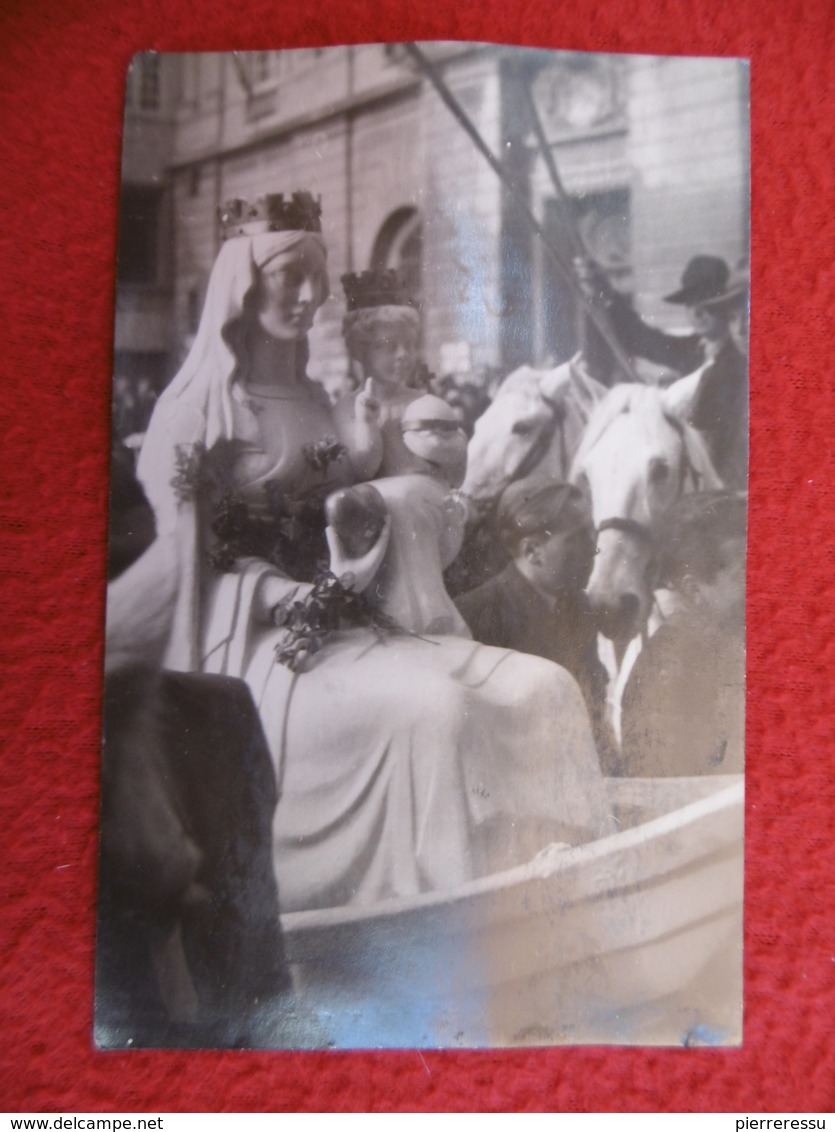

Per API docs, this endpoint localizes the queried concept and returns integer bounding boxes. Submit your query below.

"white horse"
[443,357,606,597]
[446,356,608,594]
[569,376,724,736]
[457,359,723,644]
[461,354,608,511]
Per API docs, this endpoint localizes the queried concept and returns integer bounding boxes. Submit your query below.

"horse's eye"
[512,420,536,436]
[649,458,670,483]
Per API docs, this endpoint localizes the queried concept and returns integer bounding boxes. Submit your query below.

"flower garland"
[171,436,348,580]
[170,437,426,673]
[272,569,406,672]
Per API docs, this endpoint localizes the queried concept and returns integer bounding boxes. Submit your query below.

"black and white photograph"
[97,41,748,1050]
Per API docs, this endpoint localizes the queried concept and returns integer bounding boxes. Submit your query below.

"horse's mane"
[571,380,724,488]
[494,356,604,417]
[571,383,643,474]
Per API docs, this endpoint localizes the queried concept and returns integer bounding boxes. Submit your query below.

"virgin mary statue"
[120,191,610,914]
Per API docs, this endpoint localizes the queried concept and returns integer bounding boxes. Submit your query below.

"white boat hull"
[277,777,743,1048]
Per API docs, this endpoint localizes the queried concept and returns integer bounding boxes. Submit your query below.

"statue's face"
[401,394,468,487]
[402,422,468,488]
[255,240,327,340]
[361,323,419,388]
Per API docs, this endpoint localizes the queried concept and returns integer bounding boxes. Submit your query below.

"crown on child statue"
[218,191,323,240]
[341,269,417,312]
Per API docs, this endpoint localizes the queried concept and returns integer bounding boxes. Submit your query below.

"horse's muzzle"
[588,591,642,641]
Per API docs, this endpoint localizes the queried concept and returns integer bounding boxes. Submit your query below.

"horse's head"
[461,358,606,514]
[571,378,721,646]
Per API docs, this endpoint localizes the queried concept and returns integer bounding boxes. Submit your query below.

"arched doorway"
[370,207,422,300]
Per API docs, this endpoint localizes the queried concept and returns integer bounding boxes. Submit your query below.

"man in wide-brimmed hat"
[660,256,748,358]
[576,253,749,490]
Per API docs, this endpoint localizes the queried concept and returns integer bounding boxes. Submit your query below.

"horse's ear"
[498,365,539,397]
[661,368,705,422]
[565,353,609,410]
[538,361,572,401]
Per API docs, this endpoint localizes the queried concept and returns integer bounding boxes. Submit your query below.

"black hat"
[496,481,589,547]
[700,266,749,311]
[664,255,734,305]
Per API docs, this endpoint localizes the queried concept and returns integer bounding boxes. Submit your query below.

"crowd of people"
[101,189,747,1036]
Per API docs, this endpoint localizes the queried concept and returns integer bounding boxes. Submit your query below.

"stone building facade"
[113,44,749,428]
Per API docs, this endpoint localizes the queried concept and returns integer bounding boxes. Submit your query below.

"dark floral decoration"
[303,436,348,474]
[171,438,238,504]
[273,569,414,673]
[172,436,348,580]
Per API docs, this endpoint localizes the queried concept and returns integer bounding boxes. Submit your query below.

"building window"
[117,185,164,286]
[138,54,161,111]
[183,53,200,108]
[573,189,631,280]
[541,187,631,375]
[371,207,423,301]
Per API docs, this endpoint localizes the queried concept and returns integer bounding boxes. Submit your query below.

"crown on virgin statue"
[218,191,323,240]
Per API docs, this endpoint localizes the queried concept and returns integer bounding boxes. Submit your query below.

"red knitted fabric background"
[1,0,833,1113]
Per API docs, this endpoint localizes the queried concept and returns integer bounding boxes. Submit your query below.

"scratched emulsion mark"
[683,1022,727,1047]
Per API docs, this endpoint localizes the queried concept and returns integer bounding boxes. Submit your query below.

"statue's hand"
[355,377,382,428]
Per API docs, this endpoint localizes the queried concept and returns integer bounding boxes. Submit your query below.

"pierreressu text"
[736,1122,825,1129]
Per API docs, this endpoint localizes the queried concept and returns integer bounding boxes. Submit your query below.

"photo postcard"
[97,41,748,1050]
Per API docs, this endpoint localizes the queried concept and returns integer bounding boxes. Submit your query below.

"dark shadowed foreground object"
[96,665,291,1048]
